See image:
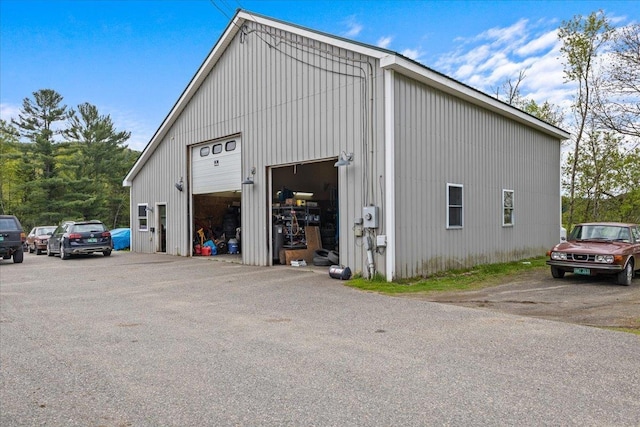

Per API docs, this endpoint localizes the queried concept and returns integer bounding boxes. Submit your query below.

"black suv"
[47,220,113,260]
[0,215,26,263]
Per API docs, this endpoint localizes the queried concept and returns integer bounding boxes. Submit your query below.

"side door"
[49,224,67,253]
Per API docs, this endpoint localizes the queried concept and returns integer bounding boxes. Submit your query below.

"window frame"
[137,203,149,232]
[502,189,514,227]
[446,183,463,229]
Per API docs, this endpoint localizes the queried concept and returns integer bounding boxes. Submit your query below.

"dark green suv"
[0,215,25,263]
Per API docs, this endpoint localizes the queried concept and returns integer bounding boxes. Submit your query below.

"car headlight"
[551,252,567,260]
[595,255,614,264]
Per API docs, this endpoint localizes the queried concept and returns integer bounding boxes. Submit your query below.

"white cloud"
[0,103,20,123]
[342,16,363,38]
[515,30,559,56]
[377,36,393,49]
[478,18,529,45]
[401,48,424,61]
[434,18,571,114]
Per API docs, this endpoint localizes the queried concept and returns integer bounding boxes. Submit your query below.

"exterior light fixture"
[242,166,256,185]
[334,151,354,167]
[175,177,184,192]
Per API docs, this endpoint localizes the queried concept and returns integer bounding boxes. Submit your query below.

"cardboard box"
[285,198,294,205]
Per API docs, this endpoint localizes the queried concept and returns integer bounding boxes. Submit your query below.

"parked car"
[546,222,640,286]
[0,215,26,263]
[26,226,57,255]
[47,220,113,260]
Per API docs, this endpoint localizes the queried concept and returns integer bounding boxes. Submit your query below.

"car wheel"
[103,249,112,257]
[60,244,69,260]
[47,244,54,256]
[551,266,565,279]
[13,248,24,263]
[617,261,634,286]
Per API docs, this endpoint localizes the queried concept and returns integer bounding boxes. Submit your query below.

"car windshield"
[72,223,106,233]
[570,225,631,242]
[36,227,56,235]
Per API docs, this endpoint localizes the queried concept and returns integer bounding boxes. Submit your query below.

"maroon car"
[547,222,640,286]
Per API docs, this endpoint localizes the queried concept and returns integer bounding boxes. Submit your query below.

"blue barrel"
[228,239,239,254]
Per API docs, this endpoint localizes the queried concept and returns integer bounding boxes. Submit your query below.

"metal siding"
[130,135,189,257]
[129,22,382,274]
[394,74,561,277]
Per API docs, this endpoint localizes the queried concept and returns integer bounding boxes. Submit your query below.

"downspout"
[384,68,396,282]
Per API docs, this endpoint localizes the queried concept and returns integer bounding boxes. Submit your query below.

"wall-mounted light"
[175,177,184,192]
[334,151,354,167]
[242,166,256,185]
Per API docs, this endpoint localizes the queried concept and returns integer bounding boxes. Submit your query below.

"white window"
[447,184,463,229]
[137,203,148,231]
[503,189,514,226]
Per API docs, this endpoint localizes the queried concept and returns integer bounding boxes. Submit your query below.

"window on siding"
[225,140,236,151]
[503,189,514,226]
[138,204,148,231]
[212,144,223,154]
[199,146,210,157]
[447,184,463,228]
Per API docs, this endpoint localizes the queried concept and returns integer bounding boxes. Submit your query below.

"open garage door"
[192,138,241,194]
[190,137,242,257]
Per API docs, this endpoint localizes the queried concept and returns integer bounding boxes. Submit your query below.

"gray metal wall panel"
[130,22,383,273]
[393,74,561,277]
[130,135,189,256]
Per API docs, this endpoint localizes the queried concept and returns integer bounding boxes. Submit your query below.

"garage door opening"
[190,137,242,257]
[271,160,339,265]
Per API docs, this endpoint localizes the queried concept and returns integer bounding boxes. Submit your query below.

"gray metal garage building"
[123,10,569,280]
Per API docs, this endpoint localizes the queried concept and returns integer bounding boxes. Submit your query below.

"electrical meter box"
[362,206,379,228]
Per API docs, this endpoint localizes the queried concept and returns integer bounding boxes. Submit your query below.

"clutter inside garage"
[271,161,339,265]
[190,160,339,264]
[192,192,241,256]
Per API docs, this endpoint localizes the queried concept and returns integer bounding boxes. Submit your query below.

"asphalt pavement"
[1,252,639,426]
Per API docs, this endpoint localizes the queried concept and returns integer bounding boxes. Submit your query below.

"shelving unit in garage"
[272,204,322,264]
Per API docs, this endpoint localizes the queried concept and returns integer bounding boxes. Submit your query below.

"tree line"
[0,89,139,231]
[494,11,639,227]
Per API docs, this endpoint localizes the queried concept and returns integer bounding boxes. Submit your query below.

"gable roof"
[124,9,570,186]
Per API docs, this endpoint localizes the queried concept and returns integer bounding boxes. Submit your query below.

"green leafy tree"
[558,10,613,228]
[10,89,71,227]
[62,103,135,227]
[0,120,23,214]
[595,23,640,139]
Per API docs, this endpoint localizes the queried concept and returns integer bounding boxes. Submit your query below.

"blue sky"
[1,0,637,151]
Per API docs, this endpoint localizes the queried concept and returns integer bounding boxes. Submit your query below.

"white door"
[191,138,241,195]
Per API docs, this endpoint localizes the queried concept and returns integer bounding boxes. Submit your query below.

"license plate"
[574,268,591,275]
[87,238,97,243]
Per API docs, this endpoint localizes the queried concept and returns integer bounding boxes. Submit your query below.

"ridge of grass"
[345,256,548,295]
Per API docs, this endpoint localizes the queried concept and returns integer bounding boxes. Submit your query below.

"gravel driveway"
[1,252,639,426]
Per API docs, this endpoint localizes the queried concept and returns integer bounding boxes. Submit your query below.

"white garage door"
[191,138,241,195]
